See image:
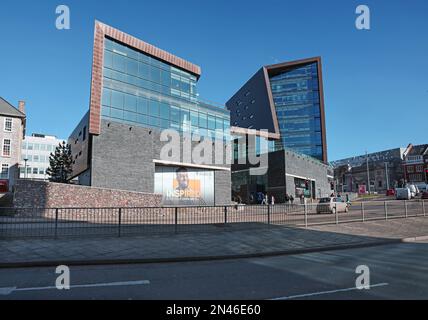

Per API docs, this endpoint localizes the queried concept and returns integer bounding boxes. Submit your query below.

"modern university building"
[227,58,334,203]
[69,22,231,206]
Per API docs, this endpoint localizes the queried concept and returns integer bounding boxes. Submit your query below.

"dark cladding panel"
[68,111,90,179]
[226,68,276,133]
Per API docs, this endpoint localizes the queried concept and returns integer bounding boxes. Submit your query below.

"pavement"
[1,217,428,268]
[1,240,428,299]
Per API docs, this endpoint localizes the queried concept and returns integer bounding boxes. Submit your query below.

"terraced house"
[0,97,26,192]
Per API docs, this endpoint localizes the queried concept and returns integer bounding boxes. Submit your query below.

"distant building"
[0,97,26,192]
[20,133,65,180]
[331,147,408,193]
[403,144,428,184]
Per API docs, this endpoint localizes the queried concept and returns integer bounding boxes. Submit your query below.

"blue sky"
[0,0,427,161]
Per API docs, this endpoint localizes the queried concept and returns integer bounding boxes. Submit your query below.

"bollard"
[335,203,339,225]
[361,202,365,222]
[54,208,59,239]
[118,208,122,238]
[405,200,408,218]
[224,206,227,225]
[423,200,426,217]
[267,205,271,225]
[304,203,308,228]
[384,201,388,220]
[175,207,178,234]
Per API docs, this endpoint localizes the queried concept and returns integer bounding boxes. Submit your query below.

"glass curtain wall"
[100,38,230,143]
[269,62,323,160]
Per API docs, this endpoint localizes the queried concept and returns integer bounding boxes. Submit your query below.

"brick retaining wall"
[13,180,162,208]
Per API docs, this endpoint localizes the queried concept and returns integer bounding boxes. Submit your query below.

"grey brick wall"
[90,120,232,205]
[91,120,155,193]
[215,170,231,205]
[284,150,332,198]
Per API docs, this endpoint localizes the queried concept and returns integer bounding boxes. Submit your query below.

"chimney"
[18,100,26,114]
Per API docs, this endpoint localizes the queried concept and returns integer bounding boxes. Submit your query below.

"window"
[33,168,38,175]
[208,116,216,130]
[159,103,169,120]
[83,126,87,141]
[1,164,9,179]
[4,118,12,132]
[407,166,414,173]
[2,139,11,157]
[416,165,423,173]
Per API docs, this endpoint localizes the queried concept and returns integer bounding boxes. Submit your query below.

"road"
[1,240,427,300]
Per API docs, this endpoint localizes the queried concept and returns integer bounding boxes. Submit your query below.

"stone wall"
[13,179,162,208]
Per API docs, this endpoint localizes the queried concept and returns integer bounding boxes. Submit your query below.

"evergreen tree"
[46,141,73,183]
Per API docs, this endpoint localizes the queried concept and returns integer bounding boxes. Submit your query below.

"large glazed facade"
[226,57,327,163]
[231,128,333,204]
[69,22,231,206]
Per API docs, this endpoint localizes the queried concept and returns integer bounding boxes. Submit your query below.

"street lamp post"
[385,162,390,191]
[366,151,371,194]
[24,158,28,179]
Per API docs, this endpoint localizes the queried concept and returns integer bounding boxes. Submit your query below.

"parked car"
[415,183,428,193]
[406,184,417,198]
[386,189,396,196]
[422,191,428,200]
[396,188,411,200]
[316,197,349,214]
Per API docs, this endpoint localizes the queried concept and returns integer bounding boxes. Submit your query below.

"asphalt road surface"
[1,240,427,300]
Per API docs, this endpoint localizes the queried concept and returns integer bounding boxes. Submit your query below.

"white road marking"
[0,280,150,296]
[270,282,389,300]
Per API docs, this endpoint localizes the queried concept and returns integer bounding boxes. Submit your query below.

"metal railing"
[0,200,426,239]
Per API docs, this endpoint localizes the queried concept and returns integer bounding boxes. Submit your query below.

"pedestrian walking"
[285,193,290,204]
[289,195,294,205]
[263,194,269,205]
[271,195,275,205]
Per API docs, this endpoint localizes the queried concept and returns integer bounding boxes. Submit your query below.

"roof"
[0,97,26,118]
[407,144,428,156]
[96,21,201,78]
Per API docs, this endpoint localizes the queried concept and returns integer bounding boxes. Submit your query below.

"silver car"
[316,197,349,214]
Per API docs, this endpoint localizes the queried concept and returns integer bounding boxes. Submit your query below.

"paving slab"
[0,217,427,268]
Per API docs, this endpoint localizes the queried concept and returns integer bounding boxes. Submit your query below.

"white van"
[406,184,417,198]
[396,188,411,200]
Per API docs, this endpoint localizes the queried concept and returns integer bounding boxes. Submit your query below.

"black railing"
[0,200,426,239]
